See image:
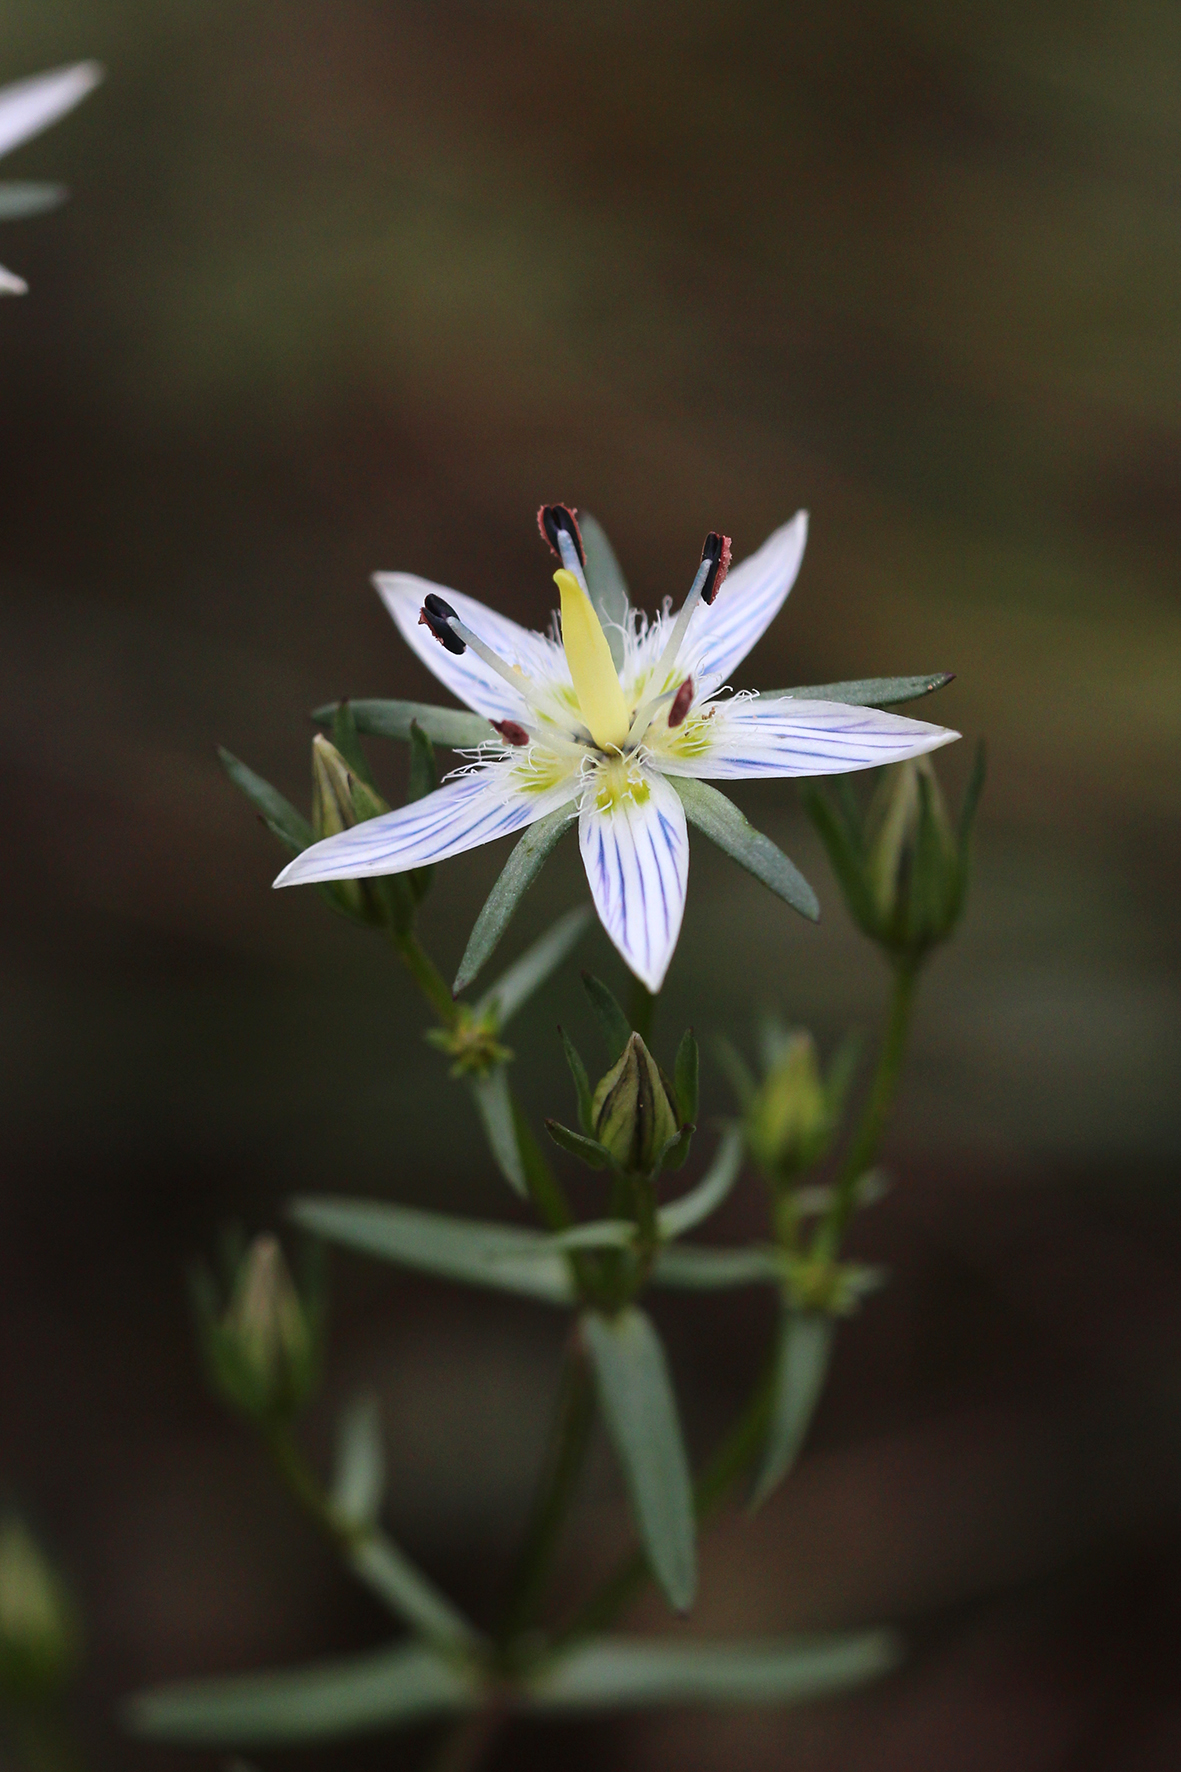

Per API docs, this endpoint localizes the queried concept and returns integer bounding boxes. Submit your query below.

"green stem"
[498,1335,595,1644]
[627,976,655,1044]
[559,1357,775,1643]
[390,926,459,1027]
[815,958,917,1259]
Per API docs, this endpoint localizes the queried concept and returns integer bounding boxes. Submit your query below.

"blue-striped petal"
[686,513,808,689]
[656,697,958,781]
[274,766,577,889]
[0,63,102,159]
[578,769,689,993]
[374,572,568,724]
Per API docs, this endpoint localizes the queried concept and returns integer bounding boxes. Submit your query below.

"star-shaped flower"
[0,61,102,295]
[278,508,958,991]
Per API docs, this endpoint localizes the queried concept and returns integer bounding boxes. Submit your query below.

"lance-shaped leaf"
[330,1394,385,1533]
[579,511,631,672]
[674,1028,699,1125]
[453,804,576,995]
[581,1307,696,1612]
[475,907,592,1028]
[470,1065,527,1196]
[218,749,312,854]
[749,1311,835,1512]
[523,1630,902,1711]
[312,699,493,749]
[125,1643,477,1746]
[761,673,952,708]
[289,1197,576,1305]
[651,1245,782,1289]
[545,1118,611,1169]
[559,1027,595,1134]
[658,1127,744,1240]
[671,778,819,922]
[0,181,66,220]
[345,1536,480,1648]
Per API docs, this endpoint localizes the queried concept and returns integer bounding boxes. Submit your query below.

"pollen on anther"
[700,533,732,606]
[668,677,694,728]
[492,719,530,746]
[538,504,585,567]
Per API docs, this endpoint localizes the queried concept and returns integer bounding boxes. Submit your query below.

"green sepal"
[452,804,575,995]
[761,673,953,708]
[329,702,378,788]
[218,748,313,854]
[671,777,819,921]
[559,1026,595,1136]
[657,1123,694,1174]
[673,1028,699,1124]
[545,1118,611,1170]
[312,699,492,749]
[581,971,632,1062]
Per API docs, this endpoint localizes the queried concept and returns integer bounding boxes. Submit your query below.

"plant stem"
[815,958,917,1258]
[627,976,655,1043]
[499,1335,595,1644]
[390,926,459,1026]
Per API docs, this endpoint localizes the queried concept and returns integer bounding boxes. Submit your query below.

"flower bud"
[0,1517,78,1702]
[310,735,404,928]
[745,1031,832,1183]
[425,1007,512,1077]
[592,1032,680,1176]
[197,1235,320,1422]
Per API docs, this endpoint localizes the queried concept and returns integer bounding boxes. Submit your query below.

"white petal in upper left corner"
[0,262,27,294]
[0,62,102,160]
[578,768,689,994]
[274,766,577,888]
[658,697,959,781]
[374,571,566,724]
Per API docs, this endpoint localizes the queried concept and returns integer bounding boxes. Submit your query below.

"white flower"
[0,61,102,295]
[277,508,958,991]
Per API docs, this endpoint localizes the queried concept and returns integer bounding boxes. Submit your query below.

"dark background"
[1,3,1180,1767]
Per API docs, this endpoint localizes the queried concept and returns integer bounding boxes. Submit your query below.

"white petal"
[0,261,27,294]
[0,63,102,160]
[656,697,959,781]
[579,768,689,994]
[373,572,568,723]
[686,513,809,688]
[275,765,577,888]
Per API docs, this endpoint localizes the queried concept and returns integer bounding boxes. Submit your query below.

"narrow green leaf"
[651,1245,782,1289]
[673,1028,699,1124]
[511,1097,576,1233]
[521,1219,634,1252]
[476,907,592,1028]
[288,1197,576,1305]
[581,971,632,1061]
[559,1027,595,1135]
[713,1037,756,1110]
[658,1127,744,1240]
[524,1630,902,1710]
[345,1536,480,1649]
[957,739,987,857]
[749,1312,835,1511]
[218,749,313,854]
[801,785,878,932]
[0,181,66,220]
[761,673,953,708]
[470,1067,527,1196]
[671,778,819,922]
[453,805,576,995]
[330,1394,384,1532]
[545,1119,610,1170]
[658,1124,695,1173]
[579,511,631,672]
[581,1307,696,1612]
[312,699,492,749]
[330,702,377,787]
[125,1644,476,1745]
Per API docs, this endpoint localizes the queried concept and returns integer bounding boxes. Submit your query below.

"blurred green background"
[1,3,1179,1768]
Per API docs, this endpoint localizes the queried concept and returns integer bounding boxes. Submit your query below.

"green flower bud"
[0,1517,78,1702]
[746,1030,832,1183]
[592,1032,680,1176]
[310,735,404,928]
[196,1235,320,1422]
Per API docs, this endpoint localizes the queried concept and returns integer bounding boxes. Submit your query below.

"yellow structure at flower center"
[554,569,630,752]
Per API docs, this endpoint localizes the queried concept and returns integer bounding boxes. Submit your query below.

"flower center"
[593,756,652,814]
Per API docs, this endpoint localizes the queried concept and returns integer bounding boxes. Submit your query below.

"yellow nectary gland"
[594,757,651,814]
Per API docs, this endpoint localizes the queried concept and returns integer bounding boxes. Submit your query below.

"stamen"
[538,504,590,596]
[492,719,531,746]
[626,532,726,743]
[419,593,465,655]
[699,532,732,605]
[668,677,694,728]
